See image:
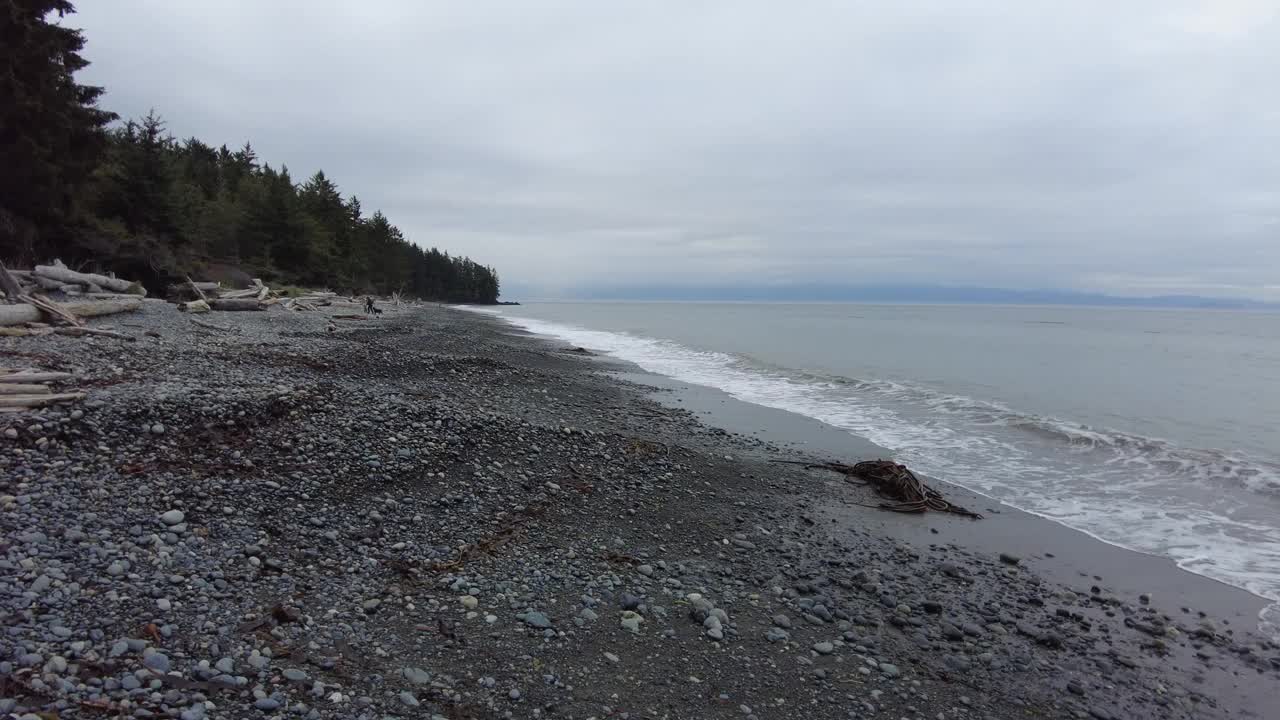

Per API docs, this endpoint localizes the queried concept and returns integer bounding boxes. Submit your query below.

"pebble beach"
[2,302,1277,719]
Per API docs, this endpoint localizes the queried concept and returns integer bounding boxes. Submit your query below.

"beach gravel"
[0,302,1274,719]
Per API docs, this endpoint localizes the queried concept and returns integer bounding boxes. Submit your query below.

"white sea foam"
[473,309,1280,641]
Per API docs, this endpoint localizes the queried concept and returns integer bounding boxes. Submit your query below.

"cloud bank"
[72,1,1280,299]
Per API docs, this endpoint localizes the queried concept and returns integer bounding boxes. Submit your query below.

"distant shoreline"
[496,297,1280,311]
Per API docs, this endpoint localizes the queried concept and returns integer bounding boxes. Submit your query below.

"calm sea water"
[472,301,1280,637]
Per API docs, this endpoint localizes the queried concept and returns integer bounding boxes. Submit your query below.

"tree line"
[1,1,500,303]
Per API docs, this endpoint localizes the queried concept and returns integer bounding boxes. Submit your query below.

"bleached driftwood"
[284,298,320,311]
[0,371,74,383]
[217,289,254,299]
[0,299,141,327]
[0,327,53,337]
[18,294,84,326]
[0,383,51,395]
[0,392,86,408]
[68,291,154,300]
[32,275,70,291]
[33,265,145,296]
[178,299,211,313]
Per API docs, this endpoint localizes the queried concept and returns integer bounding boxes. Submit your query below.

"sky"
[70,1,1280,300]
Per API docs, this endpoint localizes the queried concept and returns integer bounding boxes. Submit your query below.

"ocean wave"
[472,309,1280,640]
[776,364,1280,498]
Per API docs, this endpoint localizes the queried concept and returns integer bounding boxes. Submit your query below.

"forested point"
[1,1,500,303]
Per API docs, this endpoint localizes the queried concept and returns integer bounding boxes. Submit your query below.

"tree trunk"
[0,371,75,383]
[0,383,51,395]
[0,299,142,326]
[209,299,265,311]
[33,265,146,295]
[0,392,86,408]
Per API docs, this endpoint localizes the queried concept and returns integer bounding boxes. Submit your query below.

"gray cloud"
[72,0,1280,299]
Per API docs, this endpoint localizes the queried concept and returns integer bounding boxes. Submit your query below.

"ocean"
[469,301,1280,638]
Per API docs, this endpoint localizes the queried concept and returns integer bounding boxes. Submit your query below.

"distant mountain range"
[558,284,1279,310]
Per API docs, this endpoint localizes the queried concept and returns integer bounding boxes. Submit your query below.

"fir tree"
[1,0,116,257]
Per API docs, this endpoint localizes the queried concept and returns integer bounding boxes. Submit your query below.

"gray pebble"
[521,611,552,628]
[143,652,171,673]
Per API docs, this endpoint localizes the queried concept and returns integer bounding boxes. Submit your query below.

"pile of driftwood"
[781,458,984,519]
[1,259,147,299]
[0,367,84,413]
[283,291,346,311]
[173,277,277,313]
[0,261,143,334]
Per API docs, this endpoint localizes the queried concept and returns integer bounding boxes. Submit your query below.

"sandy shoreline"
[2,302,1277,719]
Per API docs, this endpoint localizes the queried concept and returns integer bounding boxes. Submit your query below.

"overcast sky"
[71,1,1280,300]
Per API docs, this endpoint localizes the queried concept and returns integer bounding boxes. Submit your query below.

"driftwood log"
[0,299,141,327]
[32,275,70,291]
[217,288,258,299]
[33,264,145,296]
[208,299,264,311]
[178,299,210,313]
[0,371,75,383]
[778,458,983,519]
[0,383,50,395]
[0,392,86,408]
[0,327,52,337]
[18,294,83,326]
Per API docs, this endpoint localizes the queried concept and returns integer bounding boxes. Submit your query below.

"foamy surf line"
[467,307,1280,640]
